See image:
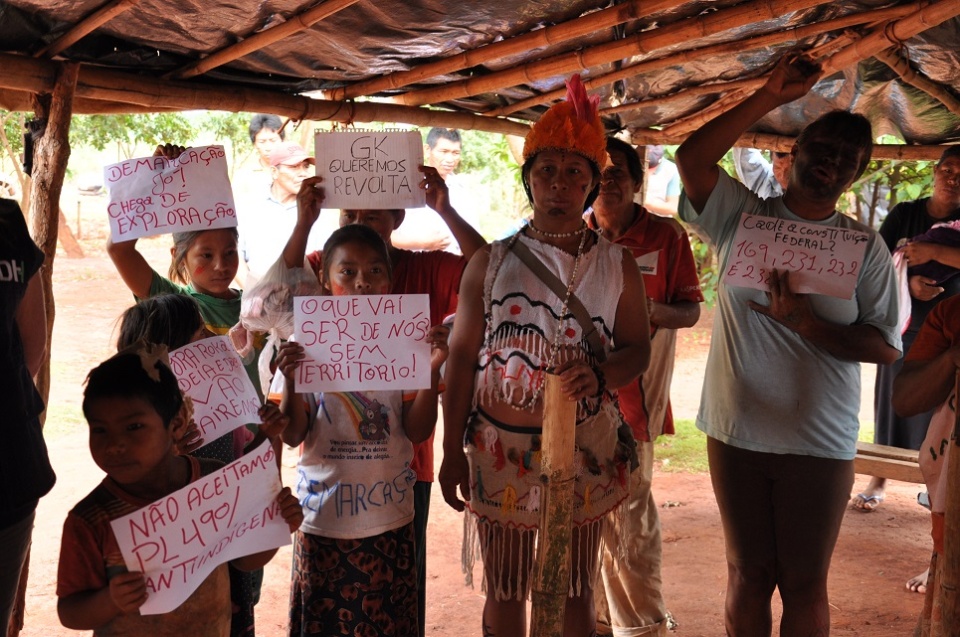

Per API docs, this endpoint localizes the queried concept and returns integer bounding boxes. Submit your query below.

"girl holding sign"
[273,224,449,637]
[438,75,651,636]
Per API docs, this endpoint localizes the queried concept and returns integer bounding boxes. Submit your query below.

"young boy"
[57,345,302,636]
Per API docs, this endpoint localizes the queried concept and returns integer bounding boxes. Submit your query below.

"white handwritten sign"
[104,145,237,242]
[169,336,261,446]
[109,441,290,615]
[315,131,425,209]
[293,294,431,392]
[723,213,870,299]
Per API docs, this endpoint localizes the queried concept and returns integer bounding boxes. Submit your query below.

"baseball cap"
[269,142,315,167]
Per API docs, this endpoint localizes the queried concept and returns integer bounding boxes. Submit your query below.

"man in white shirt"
[391,128,484,252]
[236,141,337,284]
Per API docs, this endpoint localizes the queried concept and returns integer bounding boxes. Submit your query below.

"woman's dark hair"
[168,227,239,284]
[248,114,284,143]
[117,294,204,351]
[321,224,393,285]
[795,110,873,180]
[83,351,183,427]
[520,153,603,212]
[605,137,643,184]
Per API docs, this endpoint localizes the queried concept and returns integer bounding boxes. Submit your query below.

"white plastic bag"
[239,256,323,393]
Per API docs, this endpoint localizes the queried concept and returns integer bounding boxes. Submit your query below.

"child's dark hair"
[168,228,239,284]
[117,294,204,351]
[321,224,392,285]
[83,350,184,427]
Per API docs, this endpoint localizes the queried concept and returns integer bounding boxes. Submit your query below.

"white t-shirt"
[276,379,417,539]
[236,192,338,283]
[679,171,901,459]
[390,172,486,253]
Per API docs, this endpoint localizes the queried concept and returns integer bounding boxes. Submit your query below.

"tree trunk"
[6,62,78,637]
[530,374,577,637]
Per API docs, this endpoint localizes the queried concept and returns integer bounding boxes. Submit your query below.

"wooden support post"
[938,372,960,631]
[530,374,576,637]
[7,62,77,637]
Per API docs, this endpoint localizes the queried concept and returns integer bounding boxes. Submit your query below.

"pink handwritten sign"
[169,336,261,446]
[723,213,870,299]
[109,441,291,615]
[293,294,431,392]
[104,145,237,242]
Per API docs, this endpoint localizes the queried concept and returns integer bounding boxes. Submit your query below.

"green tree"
[198,111,254,178]
[70,113,195,159]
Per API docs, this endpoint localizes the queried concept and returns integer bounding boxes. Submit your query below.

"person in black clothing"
[0,198,56,630]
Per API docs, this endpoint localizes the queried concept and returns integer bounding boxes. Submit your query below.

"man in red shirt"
[588,137,703,636]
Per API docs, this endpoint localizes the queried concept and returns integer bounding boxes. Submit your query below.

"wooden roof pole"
[658,89,752,138]
[820,0,960,76]
[169,0,363,80]
[396,0,826,107]
[600,29,862,120]
[33,0,140,59]
[488,3,916,117]
[599,77,765,117]
[873,47,960,118]
[328,0,688,100]
[626,129,954,161]
[0,53,530,137]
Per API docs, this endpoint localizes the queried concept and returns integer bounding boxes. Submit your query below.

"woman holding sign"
[438,75,650,636]
[675,55,901,634]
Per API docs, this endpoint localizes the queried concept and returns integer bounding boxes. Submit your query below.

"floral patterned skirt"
[289,523,418,636]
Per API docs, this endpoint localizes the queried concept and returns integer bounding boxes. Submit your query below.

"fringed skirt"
[462,405,630,602]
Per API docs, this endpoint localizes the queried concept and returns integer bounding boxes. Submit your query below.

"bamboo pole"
[625,129,955,161]
[530,374,577,637]
[658,89,752,138]
[0,53,530,137]
[874,47,960,118]
[33,0,140,59]
[397,0,827,107]
[938,371,960,632]
[170,0,363,80]
[486,3,917,117]
[821,0,960,77]
[600,77,765,117]
[329,0,688,100]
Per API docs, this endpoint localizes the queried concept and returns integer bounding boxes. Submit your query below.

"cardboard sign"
[315,130,425,209]
[105,145,237,242]
[169,336,261,446]
[109,441,290,615]
[723,213,870,299]
[293,294,431,392]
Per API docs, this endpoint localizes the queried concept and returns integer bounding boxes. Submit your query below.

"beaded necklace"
[526,219,588,239]
[484,225,592,411]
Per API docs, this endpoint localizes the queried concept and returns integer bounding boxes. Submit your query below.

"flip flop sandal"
[851,492,883,512]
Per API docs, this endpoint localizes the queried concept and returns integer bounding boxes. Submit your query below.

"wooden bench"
[854,441,924,484]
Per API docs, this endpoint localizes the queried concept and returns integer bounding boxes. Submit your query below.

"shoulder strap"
[510,237,607,363]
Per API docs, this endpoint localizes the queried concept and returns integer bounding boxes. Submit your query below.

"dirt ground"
[17,196,928,636]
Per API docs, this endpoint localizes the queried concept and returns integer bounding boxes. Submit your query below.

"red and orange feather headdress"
[522,74,608,170]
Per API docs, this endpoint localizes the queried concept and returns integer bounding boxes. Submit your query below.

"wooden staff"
[530,374,577,637]
[939,371,960,631]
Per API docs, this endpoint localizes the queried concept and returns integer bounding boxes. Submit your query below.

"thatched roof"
[1,0,958,156]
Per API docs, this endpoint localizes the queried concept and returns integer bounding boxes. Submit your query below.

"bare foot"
[906,569,929,594]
